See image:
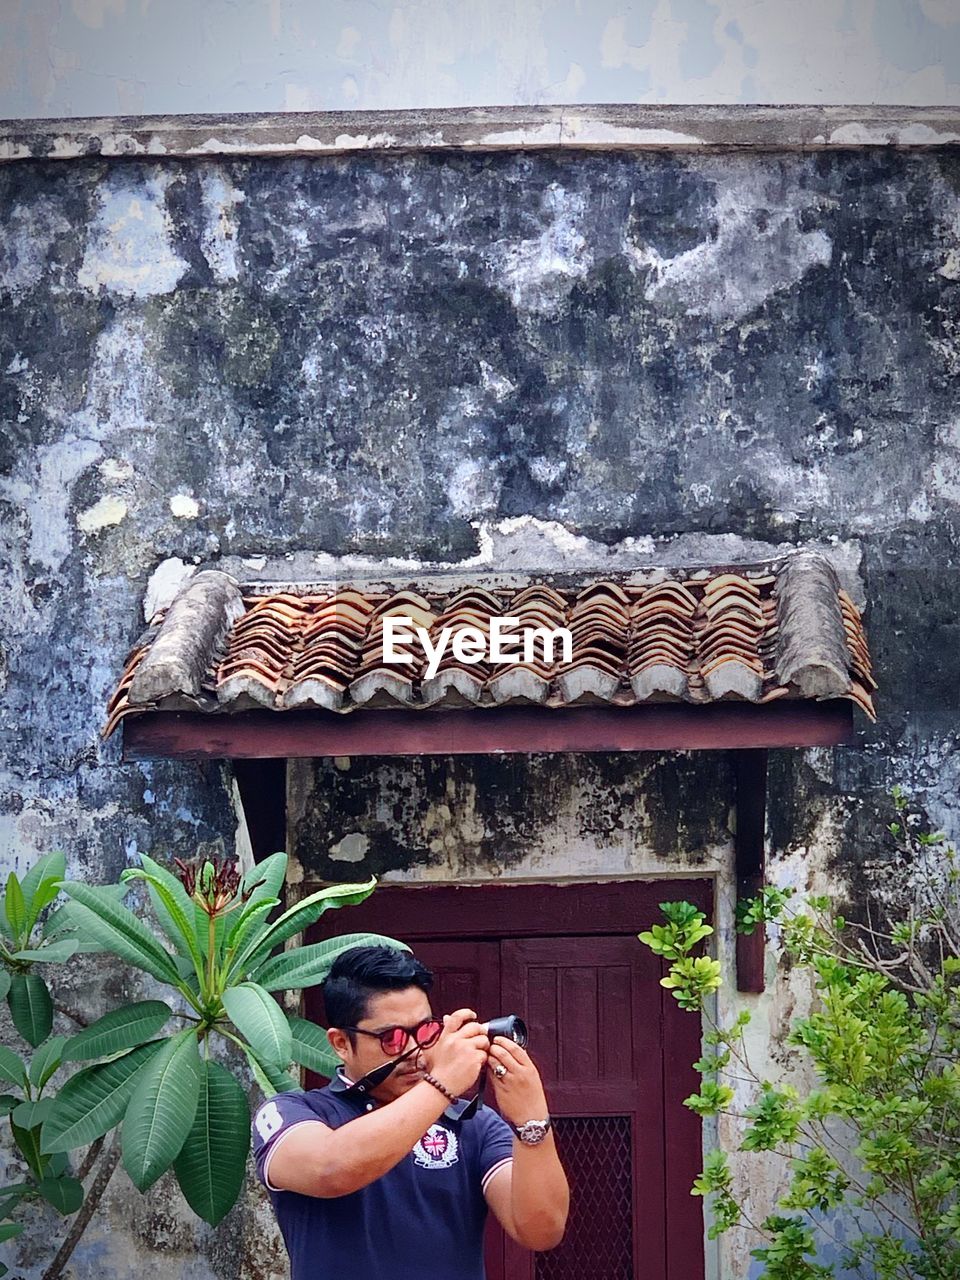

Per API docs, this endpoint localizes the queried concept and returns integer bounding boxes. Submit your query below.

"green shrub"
[638,791,960,1280]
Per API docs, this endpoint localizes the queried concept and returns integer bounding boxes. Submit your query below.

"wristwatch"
[510,1118,552,1145]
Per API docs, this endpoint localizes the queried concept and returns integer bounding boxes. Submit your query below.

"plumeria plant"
[36,851,402,1227]
[638,789,960,1280]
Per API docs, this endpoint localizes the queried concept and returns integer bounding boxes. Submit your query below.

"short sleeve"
[477,1108,515,1195]
[252,1091,328,1191]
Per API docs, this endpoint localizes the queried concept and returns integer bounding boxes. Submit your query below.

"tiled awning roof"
[104,551,876,741]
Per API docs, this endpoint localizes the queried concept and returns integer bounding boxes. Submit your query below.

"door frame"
[306,876,713,1280]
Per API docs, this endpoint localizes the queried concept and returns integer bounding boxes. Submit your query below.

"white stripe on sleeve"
[481,1156,513,1194]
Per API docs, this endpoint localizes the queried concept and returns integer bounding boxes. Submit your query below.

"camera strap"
[336,1045,487,1119]
[338,1043,420,1098]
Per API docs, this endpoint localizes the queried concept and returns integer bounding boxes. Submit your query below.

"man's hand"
[424,1007,490,1096]
[486,1036,549,1125]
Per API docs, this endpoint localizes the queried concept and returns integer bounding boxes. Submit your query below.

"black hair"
[322,945,433,1040]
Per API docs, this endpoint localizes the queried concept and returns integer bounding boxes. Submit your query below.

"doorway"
[305,879,710,1280]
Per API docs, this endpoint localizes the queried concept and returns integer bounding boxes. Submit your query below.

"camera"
[482,1015,528,1048]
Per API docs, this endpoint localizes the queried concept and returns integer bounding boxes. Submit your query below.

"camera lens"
[484,1015,528,1048]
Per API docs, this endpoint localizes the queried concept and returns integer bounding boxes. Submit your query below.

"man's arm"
[265,1079,449,1197]
[483,1038,569,1251]
[267,1010,489,1198]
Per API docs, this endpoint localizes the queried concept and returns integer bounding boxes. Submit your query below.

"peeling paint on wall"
[198,167,245,284]
[78,170,188,298]
[77,493,128,532]
[628,164,833,322]
[487,185,592,314]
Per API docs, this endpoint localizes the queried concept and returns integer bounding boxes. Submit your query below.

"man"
[252,945,569,1280]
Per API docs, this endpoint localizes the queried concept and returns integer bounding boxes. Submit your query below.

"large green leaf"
[223,984,291,1067]
[0,969,10,1002]
[288,1015,340,1077]
[121,1030,201,1192]
[61,1001,173,1064]
[242,849,286,893]
[20,852,66,932]
[123,855,206,972]
[0,1044,27,1089]
[122,870,205,983]
[56,882,181,984]
[125,853,195,919]
[0,1223,24,1244]
[253,933,409,991]
[41,885,129,948]
[41,1040,164,1154]
[231,851,287,932]
[30,876,64,918]
[232,878,377,979]
[29,1036,66,1090]
[225,853,289,956]
[37,1175,83,1215]
[243,1047,298,1097]
[11,940,79,963]
[173,1061,249,1225]
[223,900,277,966]
[4,873,26,940]
[9,972,53,1046]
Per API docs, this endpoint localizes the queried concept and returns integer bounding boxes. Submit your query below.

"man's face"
[329,985,435,1104]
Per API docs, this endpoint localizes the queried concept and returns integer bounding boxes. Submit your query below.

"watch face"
[517,1120,549,1145]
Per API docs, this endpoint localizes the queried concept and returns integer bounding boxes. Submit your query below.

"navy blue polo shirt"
[252,1076,514,1280]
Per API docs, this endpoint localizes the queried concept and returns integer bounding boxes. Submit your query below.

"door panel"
[413,940,500,1027]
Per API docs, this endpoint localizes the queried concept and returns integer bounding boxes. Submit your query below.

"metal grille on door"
[534,1116,633,1280]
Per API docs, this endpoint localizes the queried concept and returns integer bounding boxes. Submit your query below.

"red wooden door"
[305,880,707,1280]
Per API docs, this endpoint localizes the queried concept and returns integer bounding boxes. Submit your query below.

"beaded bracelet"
[422,1073,457,1104]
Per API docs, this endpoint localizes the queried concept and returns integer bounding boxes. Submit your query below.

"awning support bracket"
[733,747,768,994]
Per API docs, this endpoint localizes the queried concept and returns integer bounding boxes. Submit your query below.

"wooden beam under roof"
[122,698,854,761]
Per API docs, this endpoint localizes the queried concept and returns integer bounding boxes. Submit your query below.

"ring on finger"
[492,1063,507,1079]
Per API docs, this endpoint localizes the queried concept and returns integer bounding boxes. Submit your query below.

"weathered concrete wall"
[4,0,960,119]
[290,747,734,883]
[2,140,960,1278]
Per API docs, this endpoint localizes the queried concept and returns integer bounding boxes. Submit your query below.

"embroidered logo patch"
[414,1123,459,1169]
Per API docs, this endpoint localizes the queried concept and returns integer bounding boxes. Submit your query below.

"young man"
[252,945,569,1280]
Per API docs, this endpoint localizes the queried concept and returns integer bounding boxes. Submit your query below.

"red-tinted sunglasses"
[345,1016,443,1057]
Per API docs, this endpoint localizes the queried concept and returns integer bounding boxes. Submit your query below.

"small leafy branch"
[638,790,960,1280]
[1,852,78,1045]
[0,852,84,1264]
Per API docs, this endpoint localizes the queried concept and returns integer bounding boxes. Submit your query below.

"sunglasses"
[345,1016,444,1057]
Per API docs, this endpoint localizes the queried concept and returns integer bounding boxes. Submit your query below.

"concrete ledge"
[2,104,960,163]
